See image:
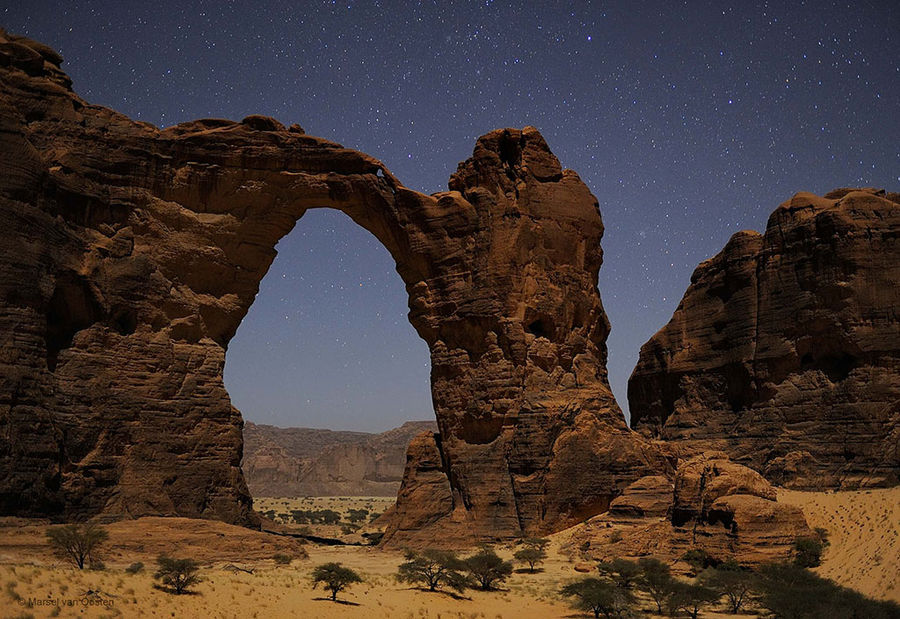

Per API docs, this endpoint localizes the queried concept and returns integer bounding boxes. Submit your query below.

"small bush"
[346,508,369,523]
[609,530,623,543]
[88,560,105,571]
[125,562,144,574]
[273,553,293,565]
[793,536,825,568]
[154,556,201,594]
[5,580,22,601]
[681,548,716,574]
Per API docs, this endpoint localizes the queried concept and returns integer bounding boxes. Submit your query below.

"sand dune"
[779,486,900,602]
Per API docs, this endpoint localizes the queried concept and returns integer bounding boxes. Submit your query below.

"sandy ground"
[0,488,896,618]
[779,486,900,602]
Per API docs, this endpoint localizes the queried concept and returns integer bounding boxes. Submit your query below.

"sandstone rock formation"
[607,475,673,520]
[630,188,900,488]
[569,453,811,567]
[0,31,667,538]
[242,420,436,497]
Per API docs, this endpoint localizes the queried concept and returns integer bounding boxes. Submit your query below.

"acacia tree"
[597,558,641,589]
[560,577,634,619]
[513,546,547,572]
[522,537,550,551]
[700,561,755,613]
[637,557,674,613]
[397,549,470,592]
[154,556,201,594]
[46,524,109,569]
[463,547,513,591]
[666,581,720,619]
[312,562,362,601]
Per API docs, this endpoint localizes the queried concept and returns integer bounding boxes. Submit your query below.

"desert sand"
[779,487,900,602]
[0,488,897,618]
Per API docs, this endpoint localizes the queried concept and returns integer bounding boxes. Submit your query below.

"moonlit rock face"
[0,32,668,538]
[630,188,900,489]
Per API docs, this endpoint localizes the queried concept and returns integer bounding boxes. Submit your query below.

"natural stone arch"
[0,32,669,542]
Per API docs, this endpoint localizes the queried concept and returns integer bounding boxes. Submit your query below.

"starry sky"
[4,1,898,431]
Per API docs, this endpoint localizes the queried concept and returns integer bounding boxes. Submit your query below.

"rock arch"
[0,32,668,541]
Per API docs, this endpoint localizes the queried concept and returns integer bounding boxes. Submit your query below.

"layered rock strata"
[0,31,667,538]
[242,420,436,497]
[630,188,900,488]
[570,453,811,567]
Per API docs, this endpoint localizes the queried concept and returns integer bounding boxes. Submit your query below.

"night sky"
[4,2,898,431]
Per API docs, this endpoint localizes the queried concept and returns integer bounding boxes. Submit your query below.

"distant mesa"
[242,420,436,497]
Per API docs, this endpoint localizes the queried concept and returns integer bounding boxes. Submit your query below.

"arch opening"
[225,207,433,433]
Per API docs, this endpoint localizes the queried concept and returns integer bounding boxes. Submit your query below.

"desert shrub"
[154,556,201,594]
[813,527,830,545]
[46,523,109,569]
[513,546,547,572]
[88,559,105,571]
[273,553,293,565]
[793,536,825,567]
[681,548,716,574]
[699,561,755,613]
[397,549,471,592]
[5,580,21,601]
[755,562,900,619]
[560,577,635,618]
[346,508,369,523]
[363,531,384,546]
[125,562,144,574]
[463,547,513,591]
[597,558,641,589]
[637,557,674,613]
[666,581,719,619]
[609,530,623,543]
[369,512,382,522]
[290,509,342,525]
[311,562,362,601]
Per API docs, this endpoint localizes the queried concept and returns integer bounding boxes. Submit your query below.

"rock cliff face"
[630,189,900,488]
[0,31,666,536]
[242,421,436,497]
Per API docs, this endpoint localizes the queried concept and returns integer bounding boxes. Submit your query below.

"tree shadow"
[514,567,545,574]
[312,597,361,606]
[402,586,471,601]
[151,584,202,596]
